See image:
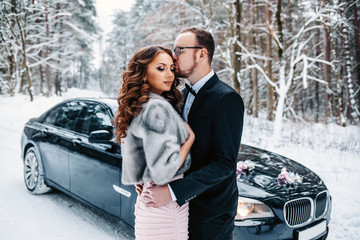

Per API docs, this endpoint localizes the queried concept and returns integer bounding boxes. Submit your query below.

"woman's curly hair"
[114,45,183,142]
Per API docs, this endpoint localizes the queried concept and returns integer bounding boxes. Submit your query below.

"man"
[144,27,244,240]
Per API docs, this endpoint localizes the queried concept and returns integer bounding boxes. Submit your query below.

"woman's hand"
[184,122,195,142]
[135,184,143,195]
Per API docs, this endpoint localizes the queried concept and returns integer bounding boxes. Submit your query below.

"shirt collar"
[191,70,214,94]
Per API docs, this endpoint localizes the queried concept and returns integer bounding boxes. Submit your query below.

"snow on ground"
[1,88,360,239]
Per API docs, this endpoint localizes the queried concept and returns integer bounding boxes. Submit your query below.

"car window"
[78,103,113,136]
[55,102,86,131]
[44,106,61,125]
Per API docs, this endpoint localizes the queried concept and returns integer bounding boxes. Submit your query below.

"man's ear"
[199,48,208,60]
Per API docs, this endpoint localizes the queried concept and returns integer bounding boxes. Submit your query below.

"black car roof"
[38,97,118,122]
[58,97,117,108]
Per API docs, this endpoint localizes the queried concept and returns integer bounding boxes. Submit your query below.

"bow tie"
[185,83,197,96]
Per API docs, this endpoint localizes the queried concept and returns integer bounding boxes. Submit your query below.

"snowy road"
[1,89,360,239]
[0,91,135,240]
[0,117,134,240]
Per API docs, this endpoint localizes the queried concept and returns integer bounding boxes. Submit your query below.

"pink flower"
[277,167,302,186]
[237,160,255,175]
[277,168,287,185]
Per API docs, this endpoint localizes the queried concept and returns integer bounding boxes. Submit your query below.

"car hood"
[236,144,327,201]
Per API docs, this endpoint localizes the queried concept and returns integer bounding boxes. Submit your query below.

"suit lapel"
[188,74,218,122]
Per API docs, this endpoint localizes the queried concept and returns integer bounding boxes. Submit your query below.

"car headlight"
[235,197,274,220]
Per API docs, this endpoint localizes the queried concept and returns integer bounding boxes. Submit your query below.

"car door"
[68,102,121,217]
[119,180,136,227]
[39,101,86,190]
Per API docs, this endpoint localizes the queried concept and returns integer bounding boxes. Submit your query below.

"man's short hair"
[180,27,215,65]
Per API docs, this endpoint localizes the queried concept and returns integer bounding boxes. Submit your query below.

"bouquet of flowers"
[236,160,255,176]
[277,167,302,187]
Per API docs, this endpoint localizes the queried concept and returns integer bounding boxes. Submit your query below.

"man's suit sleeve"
[169,91,244,206]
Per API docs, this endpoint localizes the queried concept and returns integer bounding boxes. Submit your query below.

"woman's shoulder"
[141,93,173,133]
[143,93,171,112]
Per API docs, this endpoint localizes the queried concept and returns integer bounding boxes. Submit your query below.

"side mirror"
[89,130,113,144]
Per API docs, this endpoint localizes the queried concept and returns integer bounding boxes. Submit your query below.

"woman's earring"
[143,78,147,83]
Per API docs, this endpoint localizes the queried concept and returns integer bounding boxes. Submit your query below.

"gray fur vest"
[121,92,191,185]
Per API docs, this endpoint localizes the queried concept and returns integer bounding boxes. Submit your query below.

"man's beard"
[175,53,198,79]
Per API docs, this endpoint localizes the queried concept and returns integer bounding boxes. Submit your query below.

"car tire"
[24,147,51,194]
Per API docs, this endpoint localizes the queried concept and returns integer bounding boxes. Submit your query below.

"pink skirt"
[134,175,189,240]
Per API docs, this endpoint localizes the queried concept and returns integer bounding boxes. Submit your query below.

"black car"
[21,98,331,240]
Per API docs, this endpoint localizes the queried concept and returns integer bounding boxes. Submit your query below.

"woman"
[114,45,194,240]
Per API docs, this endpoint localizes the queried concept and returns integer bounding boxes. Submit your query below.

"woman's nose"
[167,69,174,78]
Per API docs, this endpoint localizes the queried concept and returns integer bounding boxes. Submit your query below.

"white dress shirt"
[182,70,214,122]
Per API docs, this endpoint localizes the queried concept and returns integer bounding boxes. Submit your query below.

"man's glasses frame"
[173,46,203,56]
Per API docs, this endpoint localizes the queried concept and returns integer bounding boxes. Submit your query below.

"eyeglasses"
[173,46,203,56]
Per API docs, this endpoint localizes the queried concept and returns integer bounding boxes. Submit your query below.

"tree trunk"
[266,0,274,121]
[290,80,297,120]
[321,0,331,124]
[6,0,18,96]
[7,55,15,96]
[315,28,322,123]
[15,2,33,101]
[79,57,83,88]
[19,57,27,93]
[39,54,44,95]
[273,64,286,140]
[273,0,286,140]
[352,0,360,89]
[38,11,44,95]
[231,0,241,94]
[274,0,284,117]
[331,32,346,126]
[276,0,283,59]
[250,0,258,117]
[55,74,61,96]
[55,2,62,96]
[343,21,359,123]
[45,0,51,97]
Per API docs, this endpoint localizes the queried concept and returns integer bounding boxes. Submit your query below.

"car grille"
[284,198,313,227]
[315,191,328,219]
[284,191,329,228]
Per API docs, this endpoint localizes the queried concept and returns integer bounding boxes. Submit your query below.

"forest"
[1,0,359,135]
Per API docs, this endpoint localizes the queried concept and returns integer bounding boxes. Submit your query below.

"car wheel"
[24,147,51,194]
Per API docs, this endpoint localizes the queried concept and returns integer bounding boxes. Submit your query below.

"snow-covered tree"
[100,0,227,94]
[2,0,357,130]
[228,0,359,138]
[0,0,98,99]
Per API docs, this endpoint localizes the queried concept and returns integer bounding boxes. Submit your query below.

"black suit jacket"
[170,73,244,223]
